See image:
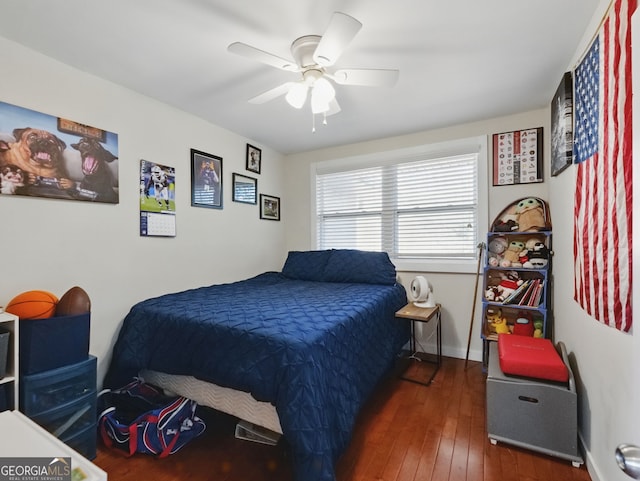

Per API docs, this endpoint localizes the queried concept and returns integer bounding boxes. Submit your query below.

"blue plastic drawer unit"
[62,422,97,460]
[30,393,96,439]
[20,356,98,460]
[20,356,96,414]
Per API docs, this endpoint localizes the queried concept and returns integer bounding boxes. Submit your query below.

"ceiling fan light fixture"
[311,97,330,114]
[285,82,308,109]
[313,77,335,103]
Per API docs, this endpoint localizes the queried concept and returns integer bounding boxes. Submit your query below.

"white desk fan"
[409,276,435,308]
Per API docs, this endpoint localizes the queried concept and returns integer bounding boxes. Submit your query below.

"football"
[6,290,58,320]
[56,286,91,316]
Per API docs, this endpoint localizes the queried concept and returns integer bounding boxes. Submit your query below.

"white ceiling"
[0,0,599,155]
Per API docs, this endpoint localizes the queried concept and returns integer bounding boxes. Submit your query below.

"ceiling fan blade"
[228,42,299,72]
[313,12,362,67]
[248,82,293,104]
[332,68,399,87]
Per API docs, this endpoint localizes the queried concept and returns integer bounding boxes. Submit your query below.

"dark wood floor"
[93,357,592,481]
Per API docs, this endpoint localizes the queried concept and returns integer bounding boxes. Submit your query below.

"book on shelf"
[502,279,544,307]
[519,279,540,306]
[502,280,531,304]
[529,281,544,307]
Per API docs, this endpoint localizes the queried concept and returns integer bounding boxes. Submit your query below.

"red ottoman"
[497,334,569,383]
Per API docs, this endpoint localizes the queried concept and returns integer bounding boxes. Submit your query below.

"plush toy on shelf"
[497,270,523,301]
[485,286,502,302]
[493,214,519,232]
[487,307,510,335]
[513,315,534,336]
[501,240,525,267]
[515,197,546,232]
[533,319,544,338]
[487,236,508,267]
[525,241,550,268]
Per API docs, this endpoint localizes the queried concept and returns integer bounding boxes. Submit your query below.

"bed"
[104,249,409,481]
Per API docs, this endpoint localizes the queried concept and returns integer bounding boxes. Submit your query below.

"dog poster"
[0,101,119,203]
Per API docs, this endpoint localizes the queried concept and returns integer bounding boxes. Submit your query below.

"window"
[313,137,487,272]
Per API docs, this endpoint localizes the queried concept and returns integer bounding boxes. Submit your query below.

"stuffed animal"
[519,238,536,267]
[513,316,534,336]
[533,319,544,338]
[515,198,546,232]
[485,286,503,302]
[497,270,523,300]
[526,241,550,268]
[487,236,508,267]
[501,240,525,267]
[493,214,518,232]
[487,308,510,334]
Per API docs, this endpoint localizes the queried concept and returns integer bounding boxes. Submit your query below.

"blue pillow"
[324,249,397,285]
[281,250,332,281]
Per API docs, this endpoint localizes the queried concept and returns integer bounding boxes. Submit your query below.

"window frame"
[311,136,488,274]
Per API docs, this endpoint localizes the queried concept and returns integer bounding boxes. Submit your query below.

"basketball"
[56,286,91,316]
[6,290,58,320]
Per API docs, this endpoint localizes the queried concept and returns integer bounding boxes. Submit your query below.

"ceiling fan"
[228,12,399,123]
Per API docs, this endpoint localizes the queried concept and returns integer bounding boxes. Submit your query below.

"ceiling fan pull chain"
[323,112,328,126]
[312,113,316,133]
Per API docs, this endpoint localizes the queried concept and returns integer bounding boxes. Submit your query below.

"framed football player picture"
[191,148,223,209]
[260,194,280,221]
[246,144,261,174]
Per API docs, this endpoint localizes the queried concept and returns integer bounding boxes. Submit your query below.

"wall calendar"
[139,159,176,237]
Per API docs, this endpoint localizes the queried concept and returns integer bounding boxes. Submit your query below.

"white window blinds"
[315,152,479,260]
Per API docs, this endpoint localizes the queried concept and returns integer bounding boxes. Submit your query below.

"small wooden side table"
[395,303,442,386]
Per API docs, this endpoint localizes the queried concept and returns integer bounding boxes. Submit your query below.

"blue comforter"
[105,271,408,481]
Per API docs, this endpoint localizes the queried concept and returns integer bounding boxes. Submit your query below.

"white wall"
[549,2,638,481]
[284,108,550,363]
[0,36,287,384]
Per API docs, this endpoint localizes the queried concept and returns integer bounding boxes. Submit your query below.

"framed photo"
[232,173,257,204]
[246,143,261,174]
[492,127,543,186]
[551,72,573,176]
[259,194,280,221]
[191,148,222,209]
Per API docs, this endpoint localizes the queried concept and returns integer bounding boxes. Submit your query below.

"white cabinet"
[0,410,106,480]
[0,311,18,410]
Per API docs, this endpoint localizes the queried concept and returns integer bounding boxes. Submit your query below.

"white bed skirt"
[140,370,283,434]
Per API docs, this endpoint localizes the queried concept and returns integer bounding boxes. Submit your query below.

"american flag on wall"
[573,0,635,332]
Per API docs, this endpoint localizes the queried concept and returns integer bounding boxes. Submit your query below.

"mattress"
[141,369,282,434]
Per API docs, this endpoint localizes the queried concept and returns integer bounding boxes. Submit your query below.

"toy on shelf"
[512,314,535,337]
[501,240,526,267]
[533,319,544,338]
[515,197,547,232]
[487,236,508,267]
[487,307,510,335]
[522,240,550,268]
[490,196,551,233]
[498,271,523,300]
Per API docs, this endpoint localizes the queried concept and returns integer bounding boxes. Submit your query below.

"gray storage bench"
[486,341,583,467]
